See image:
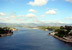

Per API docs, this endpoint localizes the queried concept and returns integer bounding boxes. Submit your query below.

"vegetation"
[39,26,60,31]
[0,27,13,34]
[55,26,72,37]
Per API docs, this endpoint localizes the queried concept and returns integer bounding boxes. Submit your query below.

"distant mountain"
[0,23,72,27]
[23,23,69,26]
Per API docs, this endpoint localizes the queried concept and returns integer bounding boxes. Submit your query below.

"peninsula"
[0,27,17,37]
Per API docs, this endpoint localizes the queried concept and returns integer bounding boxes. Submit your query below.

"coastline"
[0,33,13,37]
[49,32,72,43]
[10,28,18,31]
[0,28,18,37]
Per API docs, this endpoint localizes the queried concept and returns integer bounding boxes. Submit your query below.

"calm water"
[0,27,72,50]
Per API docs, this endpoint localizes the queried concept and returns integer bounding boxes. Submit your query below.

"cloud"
[66,0,72,3]
[0,17,11,23]
[33,19,65,24]
[45,10,56,15]
[29,9,37,13]
[17,15,25,17]
[10,15,16,18]
[28,0,48,6]
[25,13,37,18]
[0,12,6,16]
[47,20,64,23]
[0,17,9,20]
[40,15,45,17]
[41,20,46,23]
[10,12,16,18]
[65,17,72,20]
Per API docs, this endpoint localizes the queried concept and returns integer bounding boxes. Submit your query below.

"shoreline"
[10,28,18,31]
[0,33,13,37]
[49,32,72,43]
[0,28,18,37]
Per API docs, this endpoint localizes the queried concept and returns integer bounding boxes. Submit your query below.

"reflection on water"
[0,27,72,50]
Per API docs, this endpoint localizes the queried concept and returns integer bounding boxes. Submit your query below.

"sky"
[0,0,72,24]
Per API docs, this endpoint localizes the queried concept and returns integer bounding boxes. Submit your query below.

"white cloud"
[65,17,72,20]
[0,17,11,23]
[0,12,6,16]
[0,17,9,20]
[28,0,48,6]
[41,20,45,22]
[10,15,16,18]
[40,15,45,17]
[25,13,37,18]
[66,0,72,3]
[29,9,37,13]
[47,20,64,23]
[17,15,25,17]
[33,19,65,24]
[45,10,56,15]
[58,21,64,23]
[10,12,16,18]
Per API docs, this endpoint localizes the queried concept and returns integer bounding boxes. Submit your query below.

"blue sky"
[0,0,72,24]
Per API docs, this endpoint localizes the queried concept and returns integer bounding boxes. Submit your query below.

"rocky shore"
[0,33,13,37]
[49,32,72,43]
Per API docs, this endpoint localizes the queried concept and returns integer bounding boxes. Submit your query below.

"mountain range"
[0,23,72,27]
